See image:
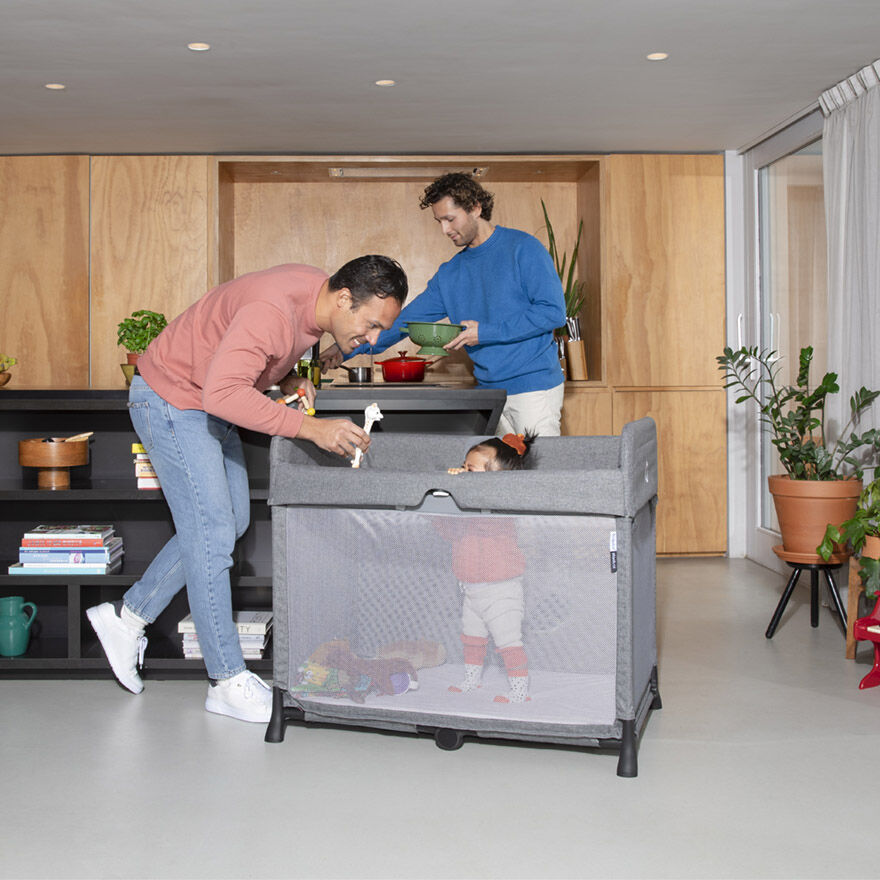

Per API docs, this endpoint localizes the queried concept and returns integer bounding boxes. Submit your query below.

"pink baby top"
[137,263,326,438]
[433,517,526,583]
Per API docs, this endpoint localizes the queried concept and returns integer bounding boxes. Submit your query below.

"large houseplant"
[717,345,880,559]
[541,199,587,379]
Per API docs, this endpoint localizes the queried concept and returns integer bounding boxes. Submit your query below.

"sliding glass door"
[740,111,827,568]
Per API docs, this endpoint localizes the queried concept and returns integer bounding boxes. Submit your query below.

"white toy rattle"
[352,402,383,468]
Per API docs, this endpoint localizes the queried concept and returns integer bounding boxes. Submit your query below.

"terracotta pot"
[863,534,880,561]
[0,371,10,387]
[768,474,862,561]
[126,352,140,366]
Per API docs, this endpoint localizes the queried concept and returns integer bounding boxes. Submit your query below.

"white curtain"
[822,60,880,456]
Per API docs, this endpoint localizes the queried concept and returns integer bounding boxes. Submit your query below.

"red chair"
[853,597,880,689]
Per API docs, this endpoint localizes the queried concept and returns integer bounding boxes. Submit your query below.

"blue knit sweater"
[353,226,566,395]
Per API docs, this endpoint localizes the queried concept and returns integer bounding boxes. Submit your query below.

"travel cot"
[265,419,660,776]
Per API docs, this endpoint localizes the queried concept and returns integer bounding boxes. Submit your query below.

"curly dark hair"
[469,432,537,471]
[328,255,408,307]
[419,173,494,221]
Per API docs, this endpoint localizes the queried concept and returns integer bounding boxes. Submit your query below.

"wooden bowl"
[19,437,89,490]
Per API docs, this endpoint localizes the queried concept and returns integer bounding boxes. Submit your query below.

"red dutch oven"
[375,350,436,382]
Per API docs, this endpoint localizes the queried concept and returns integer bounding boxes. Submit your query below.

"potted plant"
[541,200,588,380]
[818,477,880,597]
[717,345,880,560]
[0,353,16,387]
[117,310,168,364]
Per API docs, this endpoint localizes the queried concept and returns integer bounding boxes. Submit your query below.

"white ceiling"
[2,0,879,156]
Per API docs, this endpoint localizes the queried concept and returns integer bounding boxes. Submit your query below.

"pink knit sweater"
[137,264,326,438]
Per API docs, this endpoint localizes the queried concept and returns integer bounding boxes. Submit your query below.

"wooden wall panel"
[604,154,725,387]
[90,156,211,388]
[561,387,613,436]
[613,390,727,555]
[0,156,89,389]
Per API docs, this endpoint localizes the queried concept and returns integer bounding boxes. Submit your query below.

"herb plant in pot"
[0,353,17,387]
[717,345,880,562]
[541,200,588,380]
[117,310,167,385]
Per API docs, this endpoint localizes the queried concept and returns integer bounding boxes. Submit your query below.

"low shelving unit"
[0,391,272,678]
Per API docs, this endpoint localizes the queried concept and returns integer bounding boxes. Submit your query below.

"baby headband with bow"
[501,433,526,456]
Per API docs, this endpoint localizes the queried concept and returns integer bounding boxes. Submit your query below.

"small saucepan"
[343,366,372,384]
[374,351,436,382]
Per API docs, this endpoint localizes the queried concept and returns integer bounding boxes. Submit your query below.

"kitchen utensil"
[343,366,372,384]
[374,351,435,382]
[402,322,464,357]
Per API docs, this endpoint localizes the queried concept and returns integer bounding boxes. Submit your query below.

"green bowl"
[402,322,464,357]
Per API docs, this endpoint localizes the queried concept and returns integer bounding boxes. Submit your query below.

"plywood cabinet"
[603,154,726,387]
[561,386,613,436]
[602,155,727,555]
[89,156,213,388]
[613,390,727,554]
[0,156,89,388]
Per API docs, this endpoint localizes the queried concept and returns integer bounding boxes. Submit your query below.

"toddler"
[438,433,535,703]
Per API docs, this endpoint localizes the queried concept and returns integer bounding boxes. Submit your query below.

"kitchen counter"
[313,383,505,434]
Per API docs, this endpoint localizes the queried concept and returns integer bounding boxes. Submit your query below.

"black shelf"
[0,392,273,678]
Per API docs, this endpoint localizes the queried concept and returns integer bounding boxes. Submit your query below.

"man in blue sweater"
[322,173,567,435]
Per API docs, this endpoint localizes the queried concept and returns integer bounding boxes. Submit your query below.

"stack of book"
[132,443,160,490]
[178,610,272,660]
[9,525,123,575]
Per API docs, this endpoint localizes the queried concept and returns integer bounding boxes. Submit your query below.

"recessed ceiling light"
[374,79,396,87]
[187,42,211,51]
[646,52,669,61]
[45,83,66,90]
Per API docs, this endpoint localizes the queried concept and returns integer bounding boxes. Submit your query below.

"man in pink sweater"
[87,255,407,723]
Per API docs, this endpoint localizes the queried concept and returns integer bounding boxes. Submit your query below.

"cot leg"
[264,686,287,743]
[650,666,662,710]
[616,719,638,777]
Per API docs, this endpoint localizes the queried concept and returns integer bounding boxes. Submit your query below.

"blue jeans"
[124,376,251,680]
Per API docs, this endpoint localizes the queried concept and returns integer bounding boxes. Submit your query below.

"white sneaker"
[205,670,272,723]
[86,602,147,694]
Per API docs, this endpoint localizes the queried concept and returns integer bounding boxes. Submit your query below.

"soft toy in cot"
[291,638,419,703]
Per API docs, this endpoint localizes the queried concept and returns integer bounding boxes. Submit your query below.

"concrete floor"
[3,557,879,880]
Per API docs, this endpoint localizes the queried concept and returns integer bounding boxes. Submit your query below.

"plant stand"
[765,547,846,639]
[846,556,865,659]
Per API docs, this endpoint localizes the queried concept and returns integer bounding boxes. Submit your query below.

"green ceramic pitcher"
[0,595,37,657]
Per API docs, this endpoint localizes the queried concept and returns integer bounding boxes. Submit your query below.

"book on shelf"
[18,536,123,564]
[182,630,270,660]
[8,557,123,576]
[20,525,115,547]
[177,610,272,635]
[132,444,160,489]
[134,460,157,478]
